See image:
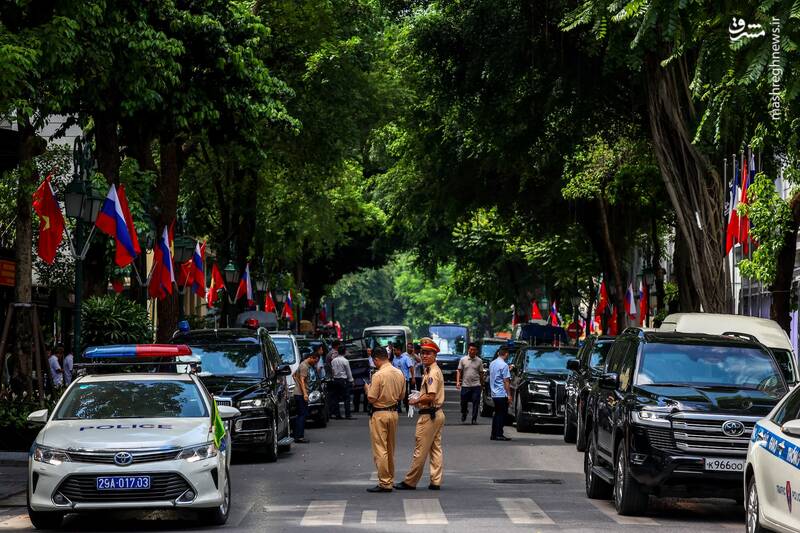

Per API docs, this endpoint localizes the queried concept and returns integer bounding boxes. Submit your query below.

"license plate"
[96,476,151,490]
[703,458,745,472]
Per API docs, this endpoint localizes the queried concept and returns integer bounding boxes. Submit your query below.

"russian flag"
[235,263,254,306]
[549,302,559,326]
[95,184,139,267]
[624,283,636,319]
[148,224,175,299]
[639,280,648,326]
[283,290,295,321]
[190,242,206,298]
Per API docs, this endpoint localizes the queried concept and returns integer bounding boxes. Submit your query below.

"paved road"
[0,387,745,531]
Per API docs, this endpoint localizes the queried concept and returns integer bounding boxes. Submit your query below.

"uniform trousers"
[403,412,445,487]
[369,410,398,488]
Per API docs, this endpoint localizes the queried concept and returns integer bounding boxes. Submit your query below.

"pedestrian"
[48,345,64,391]
[456,342,484,424]
[412,343,423,391]
[330,343,355,419]
[310,343,326,379]
[394,337,445,491]
[489,344,513,441]
[63,349,74,386]
[364,346,406,493]
[292,349,320,443]
[325,340,341,375]
[392,344,415,413]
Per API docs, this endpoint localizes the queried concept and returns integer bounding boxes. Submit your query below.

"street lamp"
[65,136,104,358]
[172,236,196,264]
[223,261,238,285]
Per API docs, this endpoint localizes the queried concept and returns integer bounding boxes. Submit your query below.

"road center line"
[588,500,659,525]
[404,498,448,525]
[497,497,555,524]
[300,500,347,526]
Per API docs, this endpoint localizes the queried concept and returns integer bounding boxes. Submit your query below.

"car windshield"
[365,333,405,350]
[770,348,797,385]
[429,325,467,355]
[273,338,297,365]
[589,342,614,369]
[480,343,502,361]
[636,344,788,397]
[54,380,208,419]
[177,344,263,377]
[524,349,573,372]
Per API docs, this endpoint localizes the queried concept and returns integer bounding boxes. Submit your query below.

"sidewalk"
[0,465,26,503]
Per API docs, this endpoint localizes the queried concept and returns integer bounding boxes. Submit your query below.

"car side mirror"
[277,364,292,376]
[567,359,581,372]
[599,372,619,390]
[782,419,800,438]
[27,409,49,425]
[217,405,241,420]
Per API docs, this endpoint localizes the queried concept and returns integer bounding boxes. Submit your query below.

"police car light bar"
[83,344,193,359]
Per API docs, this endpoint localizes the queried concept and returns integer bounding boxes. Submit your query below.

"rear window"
[273,338,297,365]
[55,380,208,419]
[480,343,502,361]
[177,344,263,377]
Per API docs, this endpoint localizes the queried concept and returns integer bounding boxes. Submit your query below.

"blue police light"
[178,320,191,332]
[83,344,193,359]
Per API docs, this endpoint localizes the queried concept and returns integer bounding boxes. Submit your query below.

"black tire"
[199,467,231,526]
[575,403,588,452]
[514,396,534,432]
[614,441,648,516]
[746,476,767,533]
[28,490,64,530]
[278,420,292,453]
[584,431,612,499]
[264,416,279,463]
[563,408,577,443]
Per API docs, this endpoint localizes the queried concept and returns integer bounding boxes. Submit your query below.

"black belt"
[418,407,439,419]
[372,405,397,412]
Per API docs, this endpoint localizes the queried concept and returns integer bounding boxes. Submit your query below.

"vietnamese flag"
[207,263,225,307]
[530,300,542,320]
[264,290,276,313]
[597,279,609,314]
[32,175,65,264]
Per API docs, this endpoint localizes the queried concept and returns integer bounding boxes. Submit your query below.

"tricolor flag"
[148,224,175,300]
[597,279,609,314]
[95,184,139,267]
[530,300,542,320]
[190,242,206,299]
[264,290,276,314]
[624,283,636,319]
[283,290,295,321]
[235,263,254,306]
[639,281,648,326]
[725,157,740,254]
[207,263,225,307]
[32,175,65,264]
[739,152,756,254]
[549,302,559,327]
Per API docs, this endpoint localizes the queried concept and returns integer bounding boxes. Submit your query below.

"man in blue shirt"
[392,344,416,413]
[488,345,513,441]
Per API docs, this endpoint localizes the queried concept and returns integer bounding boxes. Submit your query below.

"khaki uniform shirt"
[368,363,406,408]
[458,355,483,387]
[293,359,313,397]
[422,362,445,408]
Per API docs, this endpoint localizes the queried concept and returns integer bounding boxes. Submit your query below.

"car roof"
[658,313,792,351]
[172,329,260,344]
[479,337,507,343]
[629,329,767,348]
[78,373,195,383]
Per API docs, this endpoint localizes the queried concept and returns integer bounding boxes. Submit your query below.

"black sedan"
[509,346,577,432]
[563,335,614,450]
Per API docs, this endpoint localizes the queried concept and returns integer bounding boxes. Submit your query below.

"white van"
[658,313,798,385]
[362,326,413,352]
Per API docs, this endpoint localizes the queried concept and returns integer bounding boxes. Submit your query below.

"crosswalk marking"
[300,500,347,526]
[361,510,377,524]
[497,497,555,525]
[404,498,448,525]
[588,500,659,525]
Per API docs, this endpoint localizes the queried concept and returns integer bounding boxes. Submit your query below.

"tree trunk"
[651,217,665,315]
[771,192,800,333]
[596,196,626,329]
[644,53,727,312]
[154,138,182,342]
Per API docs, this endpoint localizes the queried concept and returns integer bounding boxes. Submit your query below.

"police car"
[745,381,800,533]
[25,344,240,530]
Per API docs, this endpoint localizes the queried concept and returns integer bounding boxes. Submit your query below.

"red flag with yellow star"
[32,175,65,264]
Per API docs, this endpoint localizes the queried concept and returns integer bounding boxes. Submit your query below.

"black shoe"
[490,436,498,441]
[367,485,392,493]
[428,484,441,490]
[495,436,512,441]
[461,415,467,423]
[294,438,309,443]
[393,482,416,490]
[471,419,477,425]
[345,416,356,420]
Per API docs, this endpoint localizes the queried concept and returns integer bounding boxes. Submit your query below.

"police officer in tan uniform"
[364,346,406,493]
[395,337,445,491]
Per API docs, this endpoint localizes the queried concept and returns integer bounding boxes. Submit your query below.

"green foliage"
[81,295,152,349]
[738,173,794,283]
[0,389,60,431]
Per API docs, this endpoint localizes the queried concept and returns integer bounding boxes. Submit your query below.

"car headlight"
[176,442,218,463]
[32,444,70,466]
[238,398,265,410]
[308,391,322,403]
[528,381,550,396]
[632,408,671,427]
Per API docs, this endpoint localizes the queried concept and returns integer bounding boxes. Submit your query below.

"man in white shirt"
[330,344,355,419]
[63,350,74,386]
[456,342,484,424]
[48,346,64,390]
[489,345,513,441]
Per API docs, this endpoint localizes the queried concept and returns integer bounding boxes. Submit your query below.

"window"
[273,338,297,365]
[588,342,614,370]
[178,344,264,378]
[523,349,573,373]
[618,342,638,392]
[772,388,800,426]
[770,349,796,385]
[605,341,628,375]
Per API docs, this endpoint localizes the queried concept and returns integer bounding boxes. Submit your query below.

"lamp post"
[64,136,104,357]
[570,293,581,333]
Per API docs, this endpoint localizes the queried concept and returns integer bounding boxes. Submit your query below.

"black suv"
[564,336,615,450]
[584,329,788,515]
[171,328,293,462]
[509,345,578,431]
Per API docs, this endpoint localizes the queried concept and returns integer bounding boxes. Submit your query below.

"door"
[596,341,627,459]
[264,336,289,434]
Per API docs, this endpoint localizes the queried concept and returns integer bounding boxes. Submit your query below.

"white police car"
[26,344,240,530]
[745,382,800,533]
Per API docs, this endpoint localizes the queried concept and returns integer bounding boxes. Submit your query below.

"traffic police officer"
[364,346,406,493]
[395,337,445,491]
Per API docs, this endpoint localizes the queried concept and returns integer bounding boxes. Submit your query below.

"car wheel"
[563,407,577,443]
[746,476,767,533]
[614,441,648,516]
[200,466,231,526]
[264,416,279,463]
[584,430,612,499]
[515,396,534,432]
[575,404,588,452]
[278,417,292,453]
